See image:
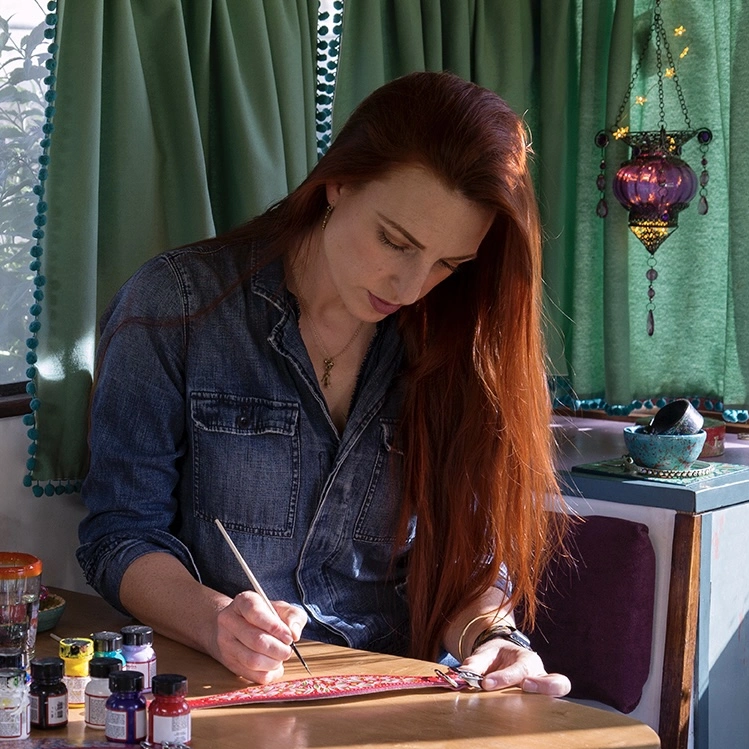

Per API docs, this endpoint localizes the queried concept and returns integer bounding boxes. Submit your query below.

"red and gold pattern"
[188,673,468,709]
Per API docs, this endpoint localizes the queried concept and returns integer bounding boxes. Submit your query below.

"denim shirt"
[77,241,414,655]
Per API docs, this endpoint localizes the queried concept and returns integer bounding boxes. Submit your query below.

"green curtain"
[27,0,318,489]
[335,0,749,420]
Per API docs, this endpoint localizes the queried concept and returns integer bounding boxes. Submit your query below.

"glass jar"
[0,553,42,668]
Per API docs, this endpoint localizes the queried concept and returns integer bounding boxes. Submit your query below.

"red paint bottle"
[148,673,191,747]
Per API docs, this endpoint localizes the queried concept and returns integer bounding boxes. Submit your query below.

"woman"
[78,71,570,696]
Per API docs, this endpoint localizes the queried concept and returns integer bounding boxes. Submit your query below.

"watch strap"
[472,623,533,652]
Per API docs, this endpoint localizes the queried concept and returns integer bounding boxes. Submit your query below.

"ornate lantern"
[595,0,712,336]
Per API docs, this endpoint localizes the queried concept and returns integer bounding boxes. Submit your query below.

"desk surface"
[33,589,660,748]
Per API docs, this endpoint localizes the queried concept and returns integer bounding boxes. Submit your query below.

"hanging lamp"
[595,0,712,336]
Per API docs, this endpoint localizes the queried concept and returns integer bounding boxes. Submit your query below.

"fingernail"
[522,679,539,693]
[482,677,497,690]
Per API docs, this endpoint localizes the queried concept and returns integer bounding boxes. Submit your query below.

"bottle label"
[85,693,108,728]
[29,694,39,726]
[46,694,68,726]
[0,703,30,739]
[125,655,157,691]
[152,712,191,744]
[105,706,146,743]
[63,674,90,705]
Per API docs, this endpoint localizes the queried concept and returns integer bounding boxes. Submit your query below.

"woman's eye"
[378,230,408,252]
[438,260,460,273]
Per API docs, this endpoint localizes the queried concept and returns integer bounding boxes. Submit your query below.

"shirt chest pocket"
[191,393,300,537]
[353,418,405,544]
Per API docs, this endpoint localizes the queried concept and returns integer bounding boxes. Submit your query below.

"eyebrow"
[378,214,477,261]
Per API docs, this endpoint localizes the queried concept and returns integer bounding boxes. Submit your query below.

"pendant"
[322,358,334,388]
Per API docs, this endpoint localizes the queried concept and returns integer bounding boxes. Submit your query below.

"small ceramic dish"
[623,425,706,471]
[37,592,66,632]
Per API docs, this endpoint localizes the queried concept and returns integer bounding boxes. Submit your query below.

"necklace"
[294,283,365,389]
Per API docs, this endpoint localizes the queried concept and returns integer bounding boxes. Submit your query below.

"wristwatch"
[471,623,533,653]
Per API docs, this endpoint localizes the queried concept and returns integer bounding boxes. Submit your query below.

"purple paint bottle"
[105,669,146,744]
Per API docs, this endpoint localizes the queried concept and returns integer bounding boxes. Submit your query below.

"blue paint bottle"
[91,631,126,666]
[105,669,146,744]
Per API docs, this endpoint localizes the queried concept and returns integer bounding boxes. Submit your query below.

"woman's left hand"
[460,639,571,696]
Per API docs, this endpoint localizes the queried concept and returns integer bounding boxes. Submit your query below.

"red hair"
[214,71,566,659]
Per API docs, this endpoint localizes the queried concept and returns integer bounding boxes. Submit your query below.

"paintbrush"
[214,518,312,676]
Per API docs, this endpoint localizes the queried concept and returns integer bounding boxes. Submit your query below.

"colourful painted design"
[187,673,465,709]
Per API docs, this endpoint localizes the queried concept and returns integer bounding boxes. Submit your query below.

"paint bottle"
[148,674,191,747]
[29,656,67,730]
[84,656,121,730]
[121,625,156,692]
[91,631,126,666]
[105,669,146,744]
[0,649,26,683]
[0,667,30,741]
[59,637,93,706]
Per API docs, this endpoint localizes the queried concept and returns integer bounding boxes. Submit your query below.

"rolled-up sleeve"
[77,255,200,613]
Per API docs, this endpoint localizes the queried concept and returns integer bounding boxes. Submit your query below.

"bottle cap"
[0,648,24,669]
[109,669,143,693]
[30,657,64,682]
[59,637,93,659]
[92,631,123,653]
[121,625,154,646]
[151,673,188,697]
[89,657,122,679]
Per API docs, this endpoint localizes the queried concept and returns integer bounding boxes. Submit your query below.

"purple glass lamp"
[595,0,712,335]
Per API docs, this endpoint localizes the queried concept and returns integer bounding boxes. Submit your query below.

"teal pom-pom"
[66,483,76,494]
[43,75,55,86]
[26,351,38,364]
[42,122,54,133]
[739,412,749,423]
[716,401,724,411]
[47,1,57,10]
[34,214,47,227]
[29,320,41,333]
[29,398,41,411]
[47,42,58,54]
[30,260,41,272]
[33,275,46,287]
[32,485,44,497]
[44,483,55,497]
[44,105,55,118]
[33,289,44,301]
[22,414,35,426]
[25,381,36,394]
[39,168,48,180]
[33,185,44,196]
[45,13,57,25]
[26,366,37,379]
[27,428,38,440]
[30,245,43,257]
[45,58,57,71]
[55,485,65,495]
[28,443,37,455]
[23,475,32,487]
[32,228,45,239]
[38,154,50,166]
[30,303,42,316]
[632,400,643,409]
[705,400,714,410]
[656,398,667,407]
[26,457,37,471]
[26,338,38,350]
[43,27,55,39]
[724,410,738,423]
[44,90,56,102]
[691,398,701,408]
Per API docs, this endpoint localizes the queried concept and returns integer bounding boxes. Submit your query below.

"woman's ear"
[325,181,344,206]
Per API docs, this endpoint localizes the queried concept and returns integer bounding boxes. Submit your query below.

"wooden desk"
[35,589,660,748]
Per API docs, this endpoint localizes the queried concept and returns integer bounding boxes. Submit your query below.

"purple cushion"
[529,515,656,713]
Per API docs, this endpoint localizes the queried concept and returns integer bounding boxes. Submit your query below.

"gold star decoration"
[613,126,629,140]
[680,46,689,59]
[674,26,686,36]
[635,95,647,105]
[664,67,676,78]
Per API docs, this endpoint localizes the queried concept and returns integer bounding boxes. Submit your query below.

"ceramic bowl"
[623,425,707,471]
[37,592,66,632]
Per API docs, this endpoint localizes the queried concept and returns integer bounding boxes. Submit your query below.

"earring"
[322,204,334,231]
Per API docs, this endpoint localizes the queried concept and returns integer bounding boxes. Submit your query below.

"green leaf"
[22,22,47,58]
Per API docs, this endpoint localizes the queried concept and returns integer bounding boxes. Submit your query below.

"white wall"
[0,415,90,592]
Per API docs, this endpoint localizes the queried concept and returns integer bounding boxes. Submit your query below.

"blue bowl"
[623,426,706,471]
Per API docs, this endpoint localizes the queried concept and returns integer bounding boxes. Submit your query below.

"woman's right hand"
[213,591,308,684]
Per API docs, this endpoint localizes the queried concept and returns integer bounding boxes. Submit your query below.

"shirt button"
[236,414,249,428]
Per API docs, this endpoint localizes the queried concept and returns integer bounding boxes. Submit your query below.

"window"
[0,1,48,390]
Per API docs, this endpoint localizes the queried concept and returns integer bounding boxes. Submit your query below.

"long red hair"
[211,71,566,659]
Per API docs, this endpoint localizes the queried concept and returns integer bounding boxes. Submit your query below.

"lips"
[368,292,402,316]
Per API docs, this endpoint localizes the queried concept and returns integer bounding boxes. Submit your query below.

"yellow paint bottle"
[59,637,93,707]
